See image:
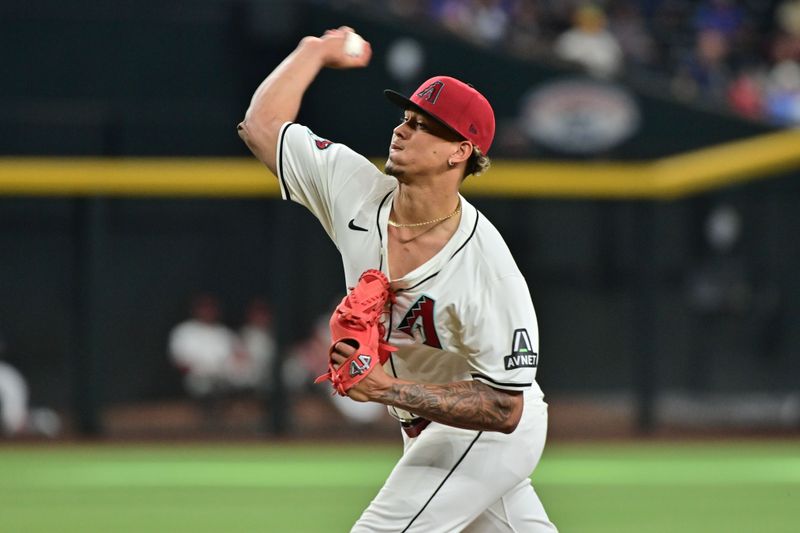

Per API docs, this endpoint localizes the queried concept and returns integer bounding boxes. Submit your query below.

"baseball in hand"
[344,31,366,57]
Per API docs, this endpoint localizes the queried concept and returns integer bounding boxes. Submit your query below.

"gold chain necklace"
[388,202,461,228]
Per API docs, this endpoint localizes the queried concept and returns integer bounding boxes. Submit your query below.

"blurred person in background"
[471,0,511,47]
[0,338,28,436]
[429,0,509,46]
[0,333,60,437]
[763,59,800,124]
[506,0,547,59]
[607,0,656,68]
[554,3,623,78]
[763,1,800,125]
[168,293,248,417]
[434,0,511,46]
[235,297,276,393]
[727,66,766,120]
[777,0,800,47]
[672,27,732,101]
[435,0,472,34]
[692,0,745,41]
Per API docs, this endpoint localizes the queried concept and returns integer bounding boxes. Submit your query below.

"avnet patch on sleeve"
[504,329,538,370]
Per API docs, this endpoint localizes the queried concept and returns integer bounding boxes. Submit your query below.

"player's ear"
[449,141,473,166]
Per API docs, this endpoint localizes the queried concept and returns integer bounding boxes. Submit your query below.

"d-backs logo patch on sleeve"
[504,329,538,370]
[307,129,333,150]
[314,138,333,150]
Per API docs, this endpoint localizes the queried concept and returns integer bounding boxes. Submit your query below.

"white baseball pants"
[352,399,558,532]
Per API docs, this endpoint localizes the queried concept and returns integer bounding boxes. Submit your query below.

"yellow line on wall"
[0,129,798,199]
[462,129,800,199]
[0,158,281,197]
[650,129,800,197]
[460,161,650,198]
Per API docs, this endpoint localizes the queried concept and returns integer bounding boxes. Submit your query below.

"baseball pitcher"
[238,26,557,533]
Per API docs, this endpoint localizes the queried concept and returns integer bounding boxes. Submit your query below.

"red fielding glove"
[314,269,397,395]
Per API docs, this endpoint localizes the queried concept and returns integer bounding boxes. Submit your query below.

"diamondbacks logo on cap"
[504,329,538,370]
[416,80,444,105]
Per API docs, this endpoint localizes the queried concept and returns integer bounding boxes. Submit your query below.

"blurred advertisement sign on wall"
[521,79,640,155]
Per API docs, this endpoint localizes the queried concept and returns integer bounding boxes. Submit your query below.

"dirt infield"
[30,393,787,442]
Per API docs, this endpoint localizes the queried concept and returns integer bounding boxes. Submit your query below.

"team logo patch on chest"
[398,295,442,349]
[504,329,538,370]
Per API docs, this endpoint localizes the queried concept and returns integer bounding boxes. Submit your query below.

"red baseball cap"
[385,76,496,154]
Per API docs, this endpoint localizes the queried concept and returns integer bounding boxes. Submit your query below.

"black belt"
[401,417,431,438]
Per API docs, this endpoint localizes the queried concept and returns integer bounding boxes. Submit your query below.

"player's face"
[385,109,464,179]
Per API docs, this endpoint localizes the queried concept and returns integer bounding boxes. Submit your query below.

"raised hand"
[308,26,372,69]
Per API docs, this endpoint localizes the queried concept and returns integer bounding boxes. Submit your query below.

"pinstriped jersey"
[276,122,544,421]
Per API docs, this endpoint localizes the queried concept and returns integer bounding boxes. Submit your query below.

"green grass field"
[1,440,797,532]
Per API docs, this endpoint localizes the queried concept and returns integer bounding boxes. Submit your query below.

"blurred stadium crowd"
[325,0,800,126]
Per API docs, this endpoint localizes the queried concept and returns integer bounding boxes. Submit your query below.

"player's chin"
[384,159,404,179]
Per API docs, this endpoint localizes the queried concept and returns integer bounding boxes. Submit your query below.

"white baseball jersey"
[277,122,545,419]
[276,122,556,532]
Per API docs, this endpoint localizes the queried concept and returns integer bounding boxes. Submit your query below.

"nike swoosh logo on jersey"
[348,219,369,232]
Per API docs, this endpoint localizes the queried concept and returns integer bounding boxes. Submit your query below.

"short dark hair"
[464,147,490,179]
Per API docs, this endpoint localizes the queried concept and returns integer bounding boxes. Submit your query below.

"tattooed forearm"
[376,380,523,433]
